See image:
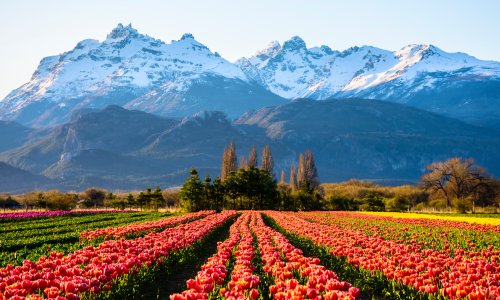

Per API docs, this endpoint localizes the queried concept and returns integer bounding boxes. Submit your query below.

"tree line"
[179,142,323,211]
[4,187,179,211]
[322,157,500,213]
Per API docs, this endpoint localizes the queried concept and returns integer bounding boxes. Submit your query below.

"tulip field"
[1,210,500,299]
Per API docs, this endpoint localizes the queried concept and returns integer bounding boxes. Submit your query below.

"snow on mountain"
[239,38,500,100]
[0,24,253,126]
[2,26,500,129]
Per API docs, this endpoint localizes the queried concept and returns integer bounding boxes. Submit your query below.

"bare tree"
[304,150,320,189]
[297,153,306,187]
[279,170,287,185]
[221,141,238,181]
[261,145,274,175]
[289,165,298,191]
[248,145,258,168]
[421,157,490,208]
[239,155,248,170]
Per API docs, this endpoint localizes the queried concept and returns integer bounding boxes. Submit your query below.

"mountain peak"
[396,44,442,60]
[282,36,306,51]
[106,23,139,40]
[180,33,195,41]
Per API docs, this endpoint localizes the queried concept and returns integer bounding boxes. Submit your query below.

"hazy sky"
[1,0,499,99]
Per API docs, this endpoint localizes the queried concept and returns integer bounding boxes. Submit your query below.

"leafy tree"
[35,193,47,210]
[126,193,136,209]
[297,180,322,210]
[163,190,180,208]
[360,193,385,211]
[224,172,242,209]
[212,176,225,212]
[136,192,147,211]
[179,168,204,212]
[144,188,152,209]
[19,191,40,211]
[324,196,359,211]
[46,193,77,210]
[104,192,116,208]
[83,188,106,208]
[203,175,212,210]
[111,197,126,210]
[392,195,410,212]
[151,186,165,211]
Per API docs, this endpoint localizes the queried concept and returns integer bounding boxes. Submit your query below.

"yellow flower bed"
[359,211,500,225]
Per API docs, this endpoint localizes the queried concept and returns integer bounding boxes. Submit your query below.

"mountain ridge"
[1,24,500,130]
[1,101,499,192]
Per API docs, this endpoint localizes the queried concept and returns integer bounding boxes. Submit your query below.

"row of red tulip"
[80,210,215,240]
[308,211,500,234]
[266,211,500,300]
[299,211,500,254]
[0,211,236,299]
[170,213,248,299]
[251,212,359,300]
[0,210,133,220]
[222,213,260,300]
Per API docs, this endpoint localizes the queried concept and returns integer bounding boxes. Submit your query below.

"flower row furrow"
[170,213,247,299]
[267,211,500,300]
[251,212,359,300]
[0,211,236,299]
[80,210,215,240]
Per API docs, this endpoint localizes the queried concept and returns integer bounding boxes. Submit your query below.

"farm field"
[0,211,499,299]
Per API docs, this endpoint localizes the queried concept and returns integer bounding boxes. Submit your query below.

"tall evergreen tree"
[248,145,258,168]
[203,175,212,209]
[144,188,152,209]
[212,176,225,212]
[151,186,165,211]
[126,193,136,210]
[136,192,147,211]
[261,145,274,175]
[179,168,204,212]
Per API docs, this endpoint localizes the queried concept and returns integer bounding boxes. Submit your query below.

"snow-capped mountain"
[239,37,500,99]
[238,37,500,129]
[2,25,500,129]
[0,24,284,126]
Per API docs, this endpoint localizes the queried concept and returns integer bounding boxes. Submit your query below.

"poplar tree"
[221,141,237,181]
[289,165,298,191]
[297,153,306,187]
[280,170,287,185]
[304,150,320,189]
[261,145,274,175]
[239,155,248,170]
[248,145,258,168]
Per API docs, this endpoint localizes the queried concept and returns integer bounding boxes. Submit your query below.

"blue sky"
[1,0,499,99]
